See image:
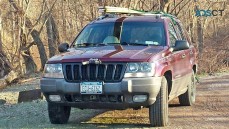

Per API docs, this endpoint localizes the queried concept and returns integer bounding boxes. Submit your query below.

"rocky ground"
[0,73,228,129]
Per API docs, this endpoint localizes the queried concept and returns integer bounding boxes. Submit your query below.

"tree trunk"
[160,0,169,12]
[0,48,11,79]
[197,18,203,56]
[21,54,37,74]
[45,14,59,58]
[0,10,12,78]
[30,29,47,70]
[0,10,18,89]
[194,2,204,57]
[18,29,37,74]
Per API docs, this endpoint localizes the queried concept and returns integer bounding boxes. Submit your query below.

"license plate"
[80,82,103,94]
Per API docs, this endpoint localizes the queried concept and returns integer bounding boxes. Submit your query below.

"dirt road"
[0,74,228,128]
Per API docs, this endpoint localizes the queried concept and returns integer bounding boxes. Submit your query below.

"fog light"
[133,95,147,102]
[49,95,61,102]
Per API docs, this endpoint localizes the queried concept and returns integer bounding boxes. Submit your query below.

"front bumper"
[40,77,162,109]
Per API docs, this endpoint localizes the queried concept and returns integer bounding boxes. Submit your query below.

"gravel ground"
[0,73,229,129]
[0,78,104,128]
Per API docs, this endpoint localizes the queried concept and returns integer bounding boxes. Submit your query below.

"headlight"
[43,64,64,78]
[126,63,139,73]
[125,62,155,77]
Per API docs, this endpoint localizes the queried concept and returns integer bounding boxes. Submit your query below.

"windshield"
[74,21,165,46]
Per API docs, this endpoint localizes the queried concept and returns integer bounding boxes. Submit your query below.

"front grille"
[63,63,126,82]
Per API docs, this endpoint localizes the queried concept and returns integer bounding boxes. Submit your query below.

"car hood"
[48,46,165,63]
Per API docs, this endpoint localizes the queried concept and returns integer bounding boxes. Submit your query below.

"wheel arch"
[163,70,172,96]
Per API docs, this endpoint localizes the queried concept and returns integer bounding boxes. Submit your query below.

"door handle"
[181,54,186,59]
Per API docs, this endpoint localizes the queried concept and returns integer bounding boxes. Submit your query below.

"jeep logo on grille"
[82,58,101,65]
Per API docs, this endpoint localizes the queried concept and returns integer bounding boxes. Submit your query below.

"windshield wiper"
[97,43,121,46]
[122,42,160,46]
[74,43,97,47]
[122,42,150,46]
[75,43,122,47]
[81,43,94,46]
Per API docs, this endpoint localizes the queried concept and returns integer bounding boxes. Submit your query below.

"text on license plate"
[80,82,103,94]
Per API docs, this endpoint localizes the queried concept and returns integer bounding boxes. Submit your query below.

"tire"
[178,70,196,106]
[149,76,168,127]
[48,103,71,124]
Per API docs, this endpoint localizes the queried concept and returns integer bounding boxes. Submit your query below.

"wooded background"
[0,0,228,86]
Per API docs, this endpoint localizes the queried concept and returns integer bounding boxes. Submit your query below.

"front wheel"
[48,103,71,124]
[178,70,196,106]
[149,76,169,127]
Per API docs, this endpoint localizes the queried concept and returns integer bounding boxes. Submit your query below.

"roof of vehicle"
[90,15,169,24]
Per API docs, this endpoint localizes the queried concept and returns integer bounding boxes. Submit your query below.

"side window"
[168,22,177,47]
[176,22,186,40]
[174,25,182,40]
[178,23,192,44]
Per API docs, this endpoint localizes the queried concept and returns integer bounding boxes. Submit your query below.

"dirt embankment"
[0,74,229,128]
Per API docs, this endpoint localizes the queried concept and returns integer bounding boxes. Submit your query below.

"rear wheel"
[178,70,196,106]
[48,103,71,124]
[149,76,168,127]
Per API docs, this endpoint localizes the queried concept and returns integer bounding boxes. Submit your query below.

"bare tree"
[9,0,47,70]
[0,0,227,81]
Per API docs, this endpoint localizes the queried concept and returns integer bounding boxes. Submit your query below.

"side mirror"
[172,40,189,51]
[58,43,69,52]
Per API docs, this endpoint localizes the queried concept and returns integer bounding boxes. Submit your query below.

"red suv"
[40,8,197,127]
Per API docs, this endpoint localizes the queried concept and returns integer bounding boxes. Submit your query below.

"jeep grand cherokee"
[40,8,197,127]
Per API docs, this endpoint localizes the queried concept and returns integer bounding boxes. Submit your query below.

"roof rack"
[98,6,145,15]
[98,6,177,24]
